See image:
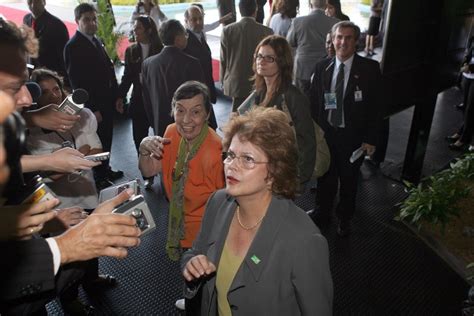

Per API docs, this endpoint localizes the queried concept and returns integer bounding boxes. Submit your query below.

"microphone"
[71,88,88,104]
[25,82,42,103]
[57,88,89,115]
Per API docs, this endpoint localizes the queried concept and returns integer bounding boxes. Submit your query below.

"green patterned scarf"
[166,123,209,261]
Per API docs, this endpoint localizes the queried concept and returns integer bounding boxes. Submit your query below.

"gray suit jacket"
[141,46,204,136]
[287,9,339,81]
[220,17,273,98]
[182,190,333,315]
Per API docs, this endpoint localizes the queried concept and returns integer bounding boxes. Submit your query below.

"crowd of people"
[3,0,463,314]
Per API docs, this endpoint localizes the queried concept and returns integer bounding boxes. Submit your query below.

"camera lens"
[136,217,147,230]
[131,209,142,218]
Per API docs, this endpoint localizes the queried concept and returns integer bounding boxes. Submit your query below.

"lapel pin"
[251,255,261,265]
[354,74,359,79]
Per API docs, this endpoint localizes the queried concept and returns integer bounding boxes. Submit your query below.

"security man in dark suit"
[64,3,123,184]
[183,5,218,129]
[23,0,69,80]
[142,19,205,137]
[310,21,382,236]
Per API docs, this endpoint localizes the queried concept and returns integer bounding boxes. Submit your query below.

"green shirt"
[216,242,244,316]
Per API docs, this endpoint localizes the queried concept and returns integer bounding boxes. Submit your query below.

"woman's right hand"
[183,255,216,282]
[139,136,171,160]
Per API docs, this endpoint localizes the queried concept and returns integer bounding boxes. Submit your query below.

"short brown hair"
[222,107,299,199]
[275,0,299,19]
[0,18,38,77]
[252,35,293,103]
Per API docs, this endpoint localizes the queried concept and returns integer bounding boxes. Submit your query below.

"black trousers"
[130,101,153,155]
[95,104,115,173]
[317,127,364,223]
[373,118,390,163]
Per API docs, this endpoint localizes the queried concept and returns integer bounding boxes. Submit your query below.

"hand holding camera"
[0,198,59,240]
[23,104,80,133]
[54,189,142,264]
[49,147,101,173]
[41,206,89,234]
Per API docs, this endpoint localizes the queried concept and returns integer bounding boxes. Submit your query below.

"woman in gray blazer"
[181,107,333,315]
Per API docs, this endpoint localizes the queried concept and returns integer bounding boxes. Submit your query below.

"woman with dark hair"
[181,107,333,315]
[268,0,299,37]
[130,0,167,30]
[116,15,163,188]
[29,68,101,210]
[325,0,350,21]
[138,81,225,261]
[243,35,316,185]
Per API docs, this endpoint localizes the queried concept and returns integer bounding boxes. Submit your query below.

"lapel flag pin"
[251,255,261,264]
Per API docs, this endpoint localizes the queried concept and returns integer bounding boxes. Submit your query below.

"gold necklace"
[236,206,265,230]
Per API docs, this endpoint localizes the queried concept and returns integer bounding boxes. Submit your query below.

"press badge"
[354,88,363,102]
[324,92,337,110]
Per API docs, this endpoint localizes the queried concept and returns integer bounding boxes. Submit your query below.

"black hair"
[171,81,211,114]
[74,3,96,21]
[239,0,257,17]
[159,19,186,46]
[135,15,163,54]
[30,68,64,91]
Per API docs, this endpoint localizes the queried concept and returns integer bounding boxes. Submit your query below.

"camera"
[6,175,58,206]
[84,152,110,162]
[98,179,139,203]
[112,195,155,236]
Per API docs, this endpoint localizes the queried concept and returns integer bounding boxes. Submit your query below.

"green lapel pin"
[251,255,261,264]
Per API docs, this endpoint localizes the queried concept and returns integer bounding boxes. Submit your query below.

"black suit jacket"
[141,46,204,136]
[64,31,118,114]
[118,43,159,121]
[0,238,87,315]
[183,30,217,104]
[310,54,382,145]
[0,239,55,314]
[23,11,69,78]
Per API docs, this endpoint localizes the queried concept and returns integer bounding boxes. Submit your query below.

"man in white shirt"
[309,21,382,237]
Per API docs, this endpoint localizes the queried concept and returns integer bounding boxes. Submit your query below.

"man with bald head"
[23,0,69,79]
[183,5,218,129]
[287,0,338,96]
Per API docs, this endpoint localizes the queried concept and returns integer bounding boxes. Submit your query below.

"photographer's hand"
[0,198,59,240]
[42,206,89,234]
[23,104,80,133]
[54,190,141,265]
[21,147,100,173]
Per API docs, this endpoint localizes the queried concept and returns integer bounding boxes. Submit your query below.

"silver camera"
[99,179,139,203]
[112,195,156,236]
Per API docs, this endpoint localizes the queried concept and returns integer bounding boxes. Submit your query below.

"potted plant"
[95,0,123,63]
[397,153,474,233]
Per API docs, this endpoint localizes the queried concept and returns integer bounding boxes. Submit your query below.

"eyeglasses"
[223,151,268,169]
[255,54,276,63]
